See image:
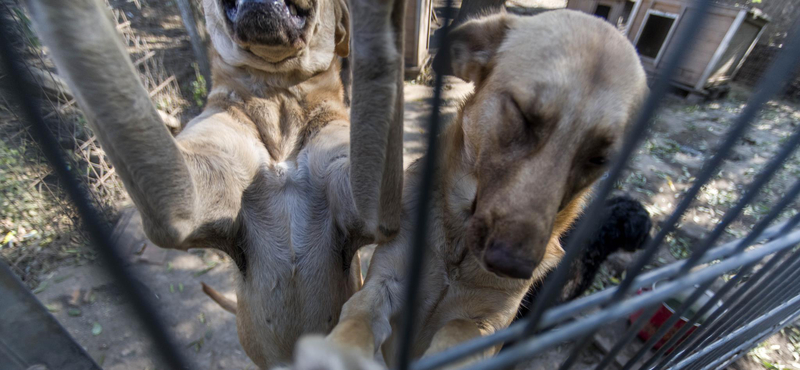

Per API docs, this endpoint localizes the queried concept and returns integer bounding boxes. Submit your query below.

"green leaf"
[68,308,82,317]
[194,262,218,277]
[187,338,204,352]
[32,281,48,294]
[91,322,103,336]
[54,274,73,283]
[169,284,175,293]
[45,304,59,312]
[178,283,184,292]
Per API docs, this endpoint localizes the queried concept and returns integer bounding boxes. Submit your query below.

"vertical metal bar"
[714,261,800,342]
[690,299,800,370]
[0,12,191,370]
[649,183,800,369]
[565,24,800,370]
[175,0,211,92]
[521,0,716,338]
[396,0,453,368]
[596,136,800,370]
[0,263,102,370]
[593,304,661,370]
[689,268,800,370]
[689,275,800,370]
[660,214,800,369]
[459,229,800,370]
[413,218,800,370]
[667,247,800,368]
[619,153,800,368]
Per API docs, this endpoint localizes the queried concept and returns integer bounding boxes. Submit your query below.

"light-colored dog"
[289,10,648,369]
[27,0,408,367]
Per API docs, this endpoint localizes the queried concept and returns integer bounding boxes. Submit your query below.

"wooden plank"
[132,51,156,67]
[628,0,651,42]
[651,1,680,15]
[694,21,742,89]
[731,21,766,79]
[148,75,177,98]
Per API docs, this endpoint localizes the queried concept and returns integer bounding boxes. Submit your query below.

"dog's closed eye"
[501,96,551,148]
[587,156,608,166]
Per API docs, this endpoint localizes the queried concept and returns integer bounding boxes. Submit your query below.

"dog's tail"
[201,282,237,315]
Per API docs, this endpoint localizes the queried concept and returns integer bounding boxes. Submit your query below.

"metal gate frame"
[1,0,800,369]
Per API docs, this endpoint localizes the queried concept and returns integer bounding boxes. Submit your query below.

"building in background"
[567,0,769,99]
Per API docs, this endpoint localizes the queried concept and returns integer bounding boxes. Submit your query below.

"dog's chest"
[241,158,352,273]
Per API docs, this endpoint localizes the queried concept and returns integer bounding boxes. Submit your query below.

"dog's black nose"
[483,241,539,279]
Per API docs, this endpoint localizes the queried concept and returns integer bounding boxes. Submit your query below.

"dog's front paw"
[287,336,384,370]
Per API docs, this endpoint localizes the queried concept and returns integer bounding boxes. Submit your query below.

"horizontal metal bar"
[675,291,800,369]
[460,229,800,370]
[0,7,192,370]
[635,178,800,369]
[596,303,661,370]
[666,249,800,368]
[694,251,800,352]
[413,219,800,370]
[707,305,800,370]
[650,260,771,370]
[517,0,718,344]
[664,213,800,368]
[689,265,800,370]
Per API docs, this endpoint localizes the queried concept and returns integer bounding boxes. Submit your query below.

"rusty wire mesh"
[0,0,183,286]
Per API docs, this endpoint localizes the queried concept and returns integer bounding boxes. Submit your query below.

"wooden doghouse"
[567,0,769,98]
[404,0,433,78]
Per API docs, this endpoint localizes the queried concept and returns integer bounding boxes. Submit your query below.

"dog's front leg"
[289,242,406,370]
[348,0,405,243]
[27,0,259,251]
[422,319,498,369]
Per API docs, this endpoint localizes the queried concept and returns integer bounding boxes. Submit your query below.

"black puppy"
[516,195,652,319]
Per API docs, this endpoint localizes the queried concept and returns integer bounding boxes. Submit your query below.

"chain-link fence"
[735,43,800,99]
[2,0,800,369]
[0,0,183,286]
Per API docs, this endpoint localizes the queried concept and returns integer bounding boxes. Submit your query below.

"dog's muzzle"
[222,0,309,46]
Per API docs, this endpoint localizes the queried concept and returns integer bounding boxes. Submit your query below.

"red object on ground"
[629,300,699,351]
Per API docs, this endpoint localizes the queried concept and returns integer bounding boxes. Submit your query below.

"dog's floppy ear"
[334,0,351,57]
[444,13,515,83]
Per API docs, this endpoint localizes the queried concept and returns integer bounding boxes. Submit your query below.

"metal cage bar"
[0,10,191,370]
[609,126,800,370]
[395,0,454,369]
[3,0,800,369]
[645,185,800,369]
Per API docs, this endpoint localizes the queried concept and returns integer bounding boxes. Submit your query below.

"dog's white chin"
[211,30,334,75]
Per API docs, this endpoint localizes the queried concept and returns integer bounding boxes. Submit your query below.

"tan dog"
[288,10,648,369]
[27,0,407,367]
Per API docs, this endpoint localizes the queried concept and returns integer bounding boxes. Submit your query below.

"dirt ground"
[10,0,800,369]
[30,79,800,370]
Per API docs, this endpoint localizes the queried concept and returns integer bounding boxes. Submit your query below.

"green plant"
[191,63,207,107]
[12,7,40,48]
